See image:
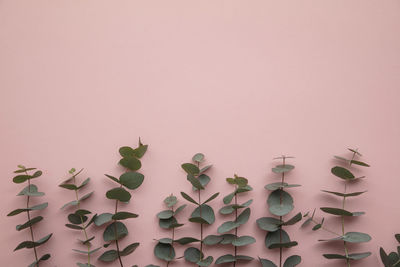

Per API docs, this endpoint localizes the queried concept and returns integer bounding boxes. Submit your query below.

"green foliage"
[59,168,99,266]
[97,139,147,266]
[380,234,400,267]
[198,174,255,265]
[8,165,53,266]
[180,153,219,266]
[257,156,302,266]
[303,148,371,266]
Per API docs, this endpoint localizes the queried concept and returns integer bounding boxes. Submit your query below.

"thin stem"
[234,192,238,267]
[72,175,91,265]
[26,176,39,266]
[198,189,203,266]
[167,206,175,267]
[115,195,124,267]
[307,216,342,236]
[279,157,286,267]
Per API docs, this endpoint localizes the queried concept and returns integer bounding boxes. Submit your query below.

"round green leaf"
[155,242,175,261]
[119,172,144,190]
[119,156,141,171]
[260,258,278,267]
[106,187,131,202]
[184,247,203,263]
[203,235,223,245]
[192,153,205,163]
[189,204,215,225]
[94,213,113,226]
[164,195,177,207]
[103,222,128,242]
[267,190,294,216]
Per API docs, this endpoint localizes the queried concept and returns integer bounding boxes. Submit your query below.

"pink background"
[1,1,400,266]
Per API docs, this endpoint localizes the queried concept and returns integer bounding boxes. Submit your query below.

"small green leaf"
[203,235,223,245]
[189,204,215,225]
[265,182,301,191]
[112,212,138,220]
[321,190,367,197]
[351,160,370,167]
[187,174,204,190]
[272,164,295,173]
[223,193,235,205]
[257,217,281,232]
[105,174,120,184]
[181,192,198,205]
[320,207,353,216]
[260,258,278,267]
[16,216,43,231]
[192,153,205,163]
[164,195,177,207]
[283,213,302,226]
[203,192,219,204]
[13,175,31,184]
[215,254,236,264]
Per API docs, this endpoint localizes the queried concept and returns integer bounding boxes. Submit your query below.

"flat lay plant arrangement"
[7,145,389,267]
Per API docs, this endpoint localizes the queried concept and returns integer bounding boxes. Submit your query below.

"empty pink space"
[1,1,400,266]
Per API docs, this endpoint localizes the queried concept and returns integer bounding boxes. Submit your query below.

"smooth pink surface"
[1,1,400,266]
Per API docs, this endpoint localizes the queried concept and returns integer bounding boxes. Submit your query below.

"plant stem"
[26,176,39,266]
[234,191,238,267]
[115,195,124,267]
[167,206,175,267]
[72,174,91,265]
[279,157,286,267]
[198,188,203,266]
[307,217,341,236]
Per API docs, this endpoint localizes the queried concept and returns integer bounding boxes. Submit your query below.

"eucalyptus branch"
[303,148,372,266]
[59,167,99,267]
[180,153,219,267]
[257,155,302,267]
[8,165,53,267]
[380,234,400,267]
[211,174,254,265]
[149,194,187,267]
[95,138,148,266]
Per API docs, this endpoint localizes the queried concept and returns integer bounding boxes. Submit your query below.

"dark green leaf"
[215,254,235,264]
[232,236,256,246]
[321,190,367,197]
[16,216,43,231]
[223,193,235,205]
[106,187,131,202]
[105,174,120,184]
[103,222,128,242]
[187,174,204,190]
[265,182,301,191]
[184,247,203,263]
[181,192,198,205]
[98,250,118,262]
[189,204,215,225]
[18,185,44,197]
[257,217,281,232]
[203,235,223,245]
[112,212,138,220]
[320,207,353,216]
[331,166,355,180]
[283,255,301,267]
[174,237,199,245]
[120,242,139,256]
[119,156,141,171]
[182,163,200,175]
[260,258,278,267]
[203,192,219,204]
[351,160,370,167]
[13,175,31,184]
[283,212,302,226]
[157,210,174,219]
[120,172,144,190]
[154,242,175,261]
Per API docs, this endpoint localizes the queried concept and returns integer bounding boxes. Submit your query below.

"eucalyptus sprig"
[205,174,255,265]
[303,148,371,266]
[59,168,99,267]
[257,156,302,267]
[95,138,148,266]
[150,194,190,266]
[380,234,400,267]
[7,165,53,267]
[180,153,219,267]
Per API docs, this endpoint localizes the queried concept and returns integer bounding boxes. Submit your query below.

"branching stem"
[26,174,39,266]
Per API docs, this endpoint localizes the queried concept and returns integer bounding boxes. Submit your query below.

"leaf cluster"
[380,234,400,267]
[257,157,302,267]
[8,165,53,267]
